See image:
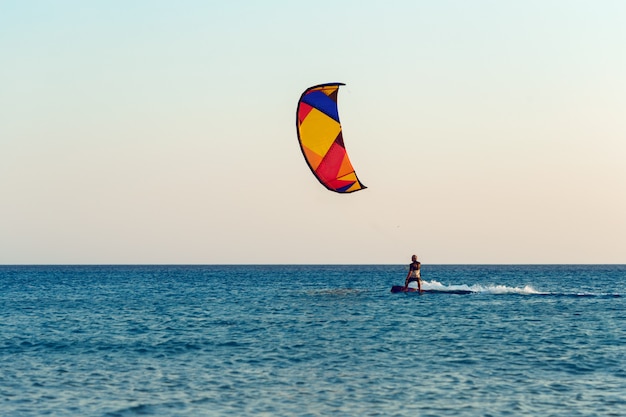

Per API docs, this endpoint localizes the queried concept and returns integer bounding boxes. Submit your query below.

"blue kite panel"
[302,91,340,122]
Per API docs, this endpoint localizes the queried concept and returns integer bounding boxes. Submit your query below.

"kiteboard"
[390,285,473,295]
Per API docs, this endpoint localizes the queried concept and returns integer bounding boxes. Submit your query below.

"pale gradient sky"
[2,1,625,264]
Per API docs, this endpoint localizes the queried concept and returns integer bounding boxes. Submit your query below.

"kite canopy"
[296,83,366,193]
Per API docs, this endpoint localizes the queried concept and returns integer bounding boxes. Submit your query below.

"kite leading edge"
[296,83,366,193]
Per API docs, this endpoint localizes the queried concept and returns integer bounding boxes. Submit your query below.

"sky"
[1,1,625,264]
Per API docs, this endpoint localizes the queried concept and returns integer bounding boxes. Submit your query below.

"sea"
[1,264,625,417]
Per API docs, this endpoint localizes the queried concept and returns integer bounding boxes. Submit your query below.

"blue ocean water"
[1,265,625,416]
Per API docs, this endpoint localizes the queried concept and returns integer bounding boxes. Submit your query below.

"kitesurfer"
[404,255,422,292]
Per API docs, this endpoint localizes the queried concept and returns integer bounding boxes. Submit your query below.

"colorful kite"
[296,83,366,193]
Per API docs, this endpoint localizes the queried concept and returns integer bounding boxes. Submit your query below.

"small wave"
[418,280,546,295]
[105,404,157,417]
[308,288,367,296]
[554,292,622,298]
[414,281,622,297]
